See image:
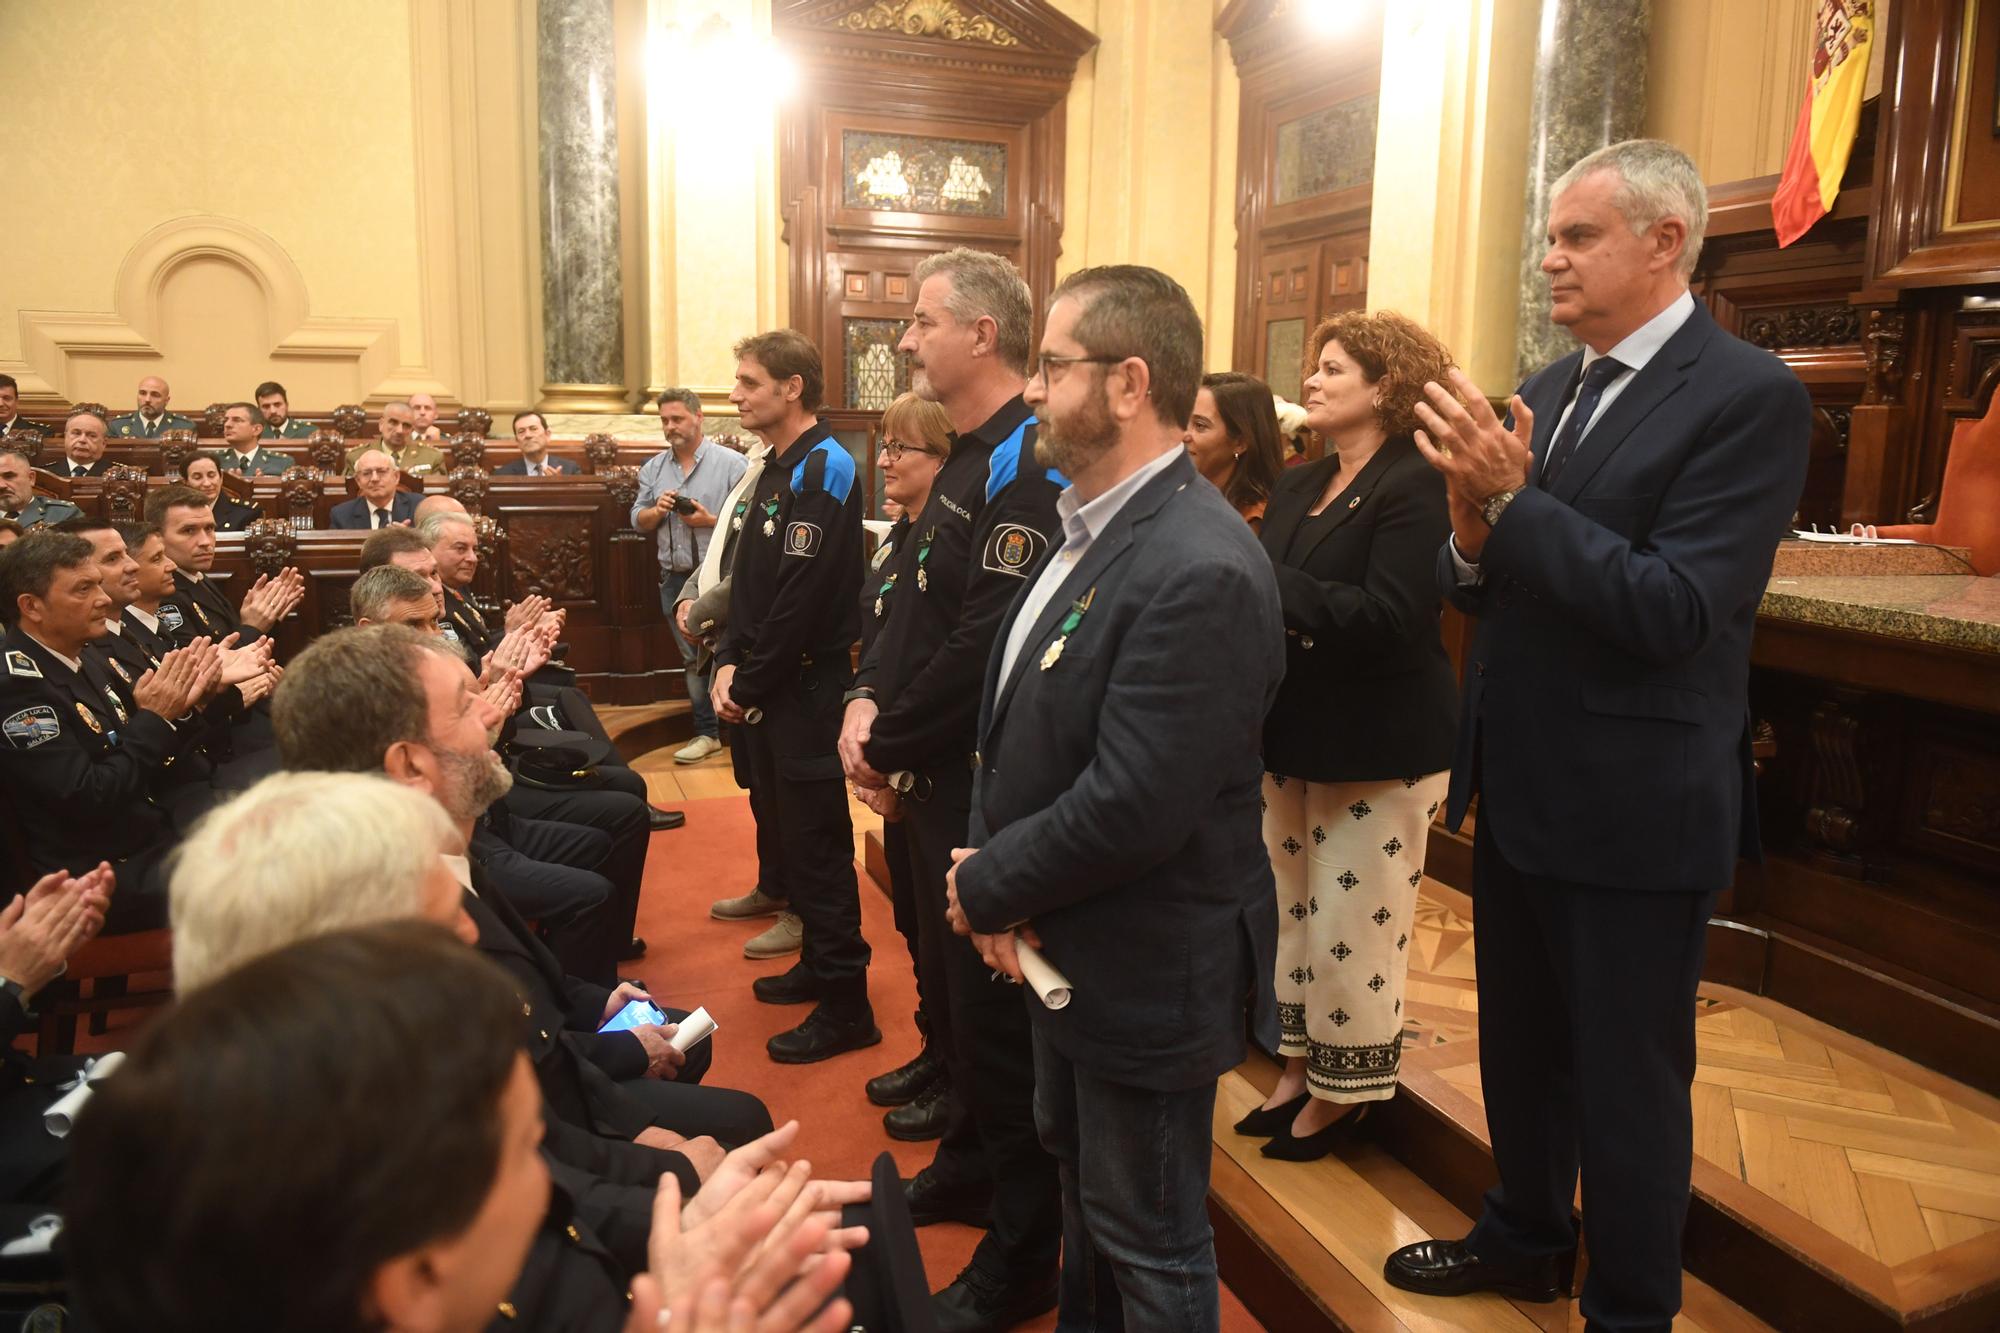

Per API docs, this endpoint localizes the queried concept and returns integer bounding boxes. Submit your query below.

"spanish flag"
[1773,0,1875,247]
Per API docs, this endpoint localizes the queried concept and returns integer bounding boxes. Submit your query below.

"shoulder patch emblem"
[983,523,1047,579]
[4,650,42,679]
[784,521,822,558]
[2,705,59,749]
[159,604,185,632]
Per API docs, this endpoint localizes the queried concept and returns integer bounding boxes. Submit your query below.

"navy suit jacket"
[329,490,421,530]
[1442,300,1809,895]
[496,455,580,475]
[955,451,1286,1091]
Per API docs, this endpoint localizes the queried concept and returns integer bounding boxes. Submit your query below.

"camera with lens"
[670,493,696,515]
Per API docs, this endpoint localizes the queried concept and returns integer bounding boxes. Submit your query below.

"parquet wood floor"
[1394,883,2000,1310]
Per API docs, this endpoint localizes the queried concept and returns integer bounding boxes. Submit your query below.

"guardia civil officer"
[711,329,874,1065]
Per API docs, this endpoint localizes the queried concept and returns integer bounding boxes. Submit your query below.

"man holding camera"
[634,388,746,766]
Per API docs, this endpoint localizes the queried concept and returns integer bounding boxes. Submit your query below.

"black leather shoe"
[867,1047,945,1107]
[767,1004,882,1064]
[884,1081,956,1142]
[931,1264,1058,1333]
[1383,1237,1562,1302]
[617,936,647,962]
[903,1165,993,1229]
[647,805,686,831]
[751,962,821,1006]
[1234,1090,1309,1137]
[1260,1101,1371,1162]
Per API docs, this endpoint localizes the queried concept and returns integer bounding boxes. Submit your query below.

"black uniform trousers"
[1463,813,1716,1333]
[506,780,653,944]
[906,761,1060,1280]
[882,819,925,1007]
[731,722,788,903]
[737,656,868,1003]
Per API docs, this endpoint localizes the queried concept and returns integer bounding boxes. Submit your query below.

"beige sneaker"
[675,734,723,764]
[710,886,787,921]
[744,911,803,960]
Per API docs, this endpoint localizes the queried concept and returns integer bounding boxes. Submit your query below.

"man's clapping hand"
[238,567,305,631]
[215,632,276,688]
[0,863,113,1001]
[133,643,209,719]
[503,594,551,635]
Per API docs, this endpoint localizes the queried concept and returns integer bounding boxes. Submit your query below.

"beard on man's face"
[1033,380,1118,478]
[436,743,513,822]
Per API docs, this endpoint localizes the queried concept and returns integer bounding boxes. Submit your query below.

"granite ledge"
[1759,575,2000,656]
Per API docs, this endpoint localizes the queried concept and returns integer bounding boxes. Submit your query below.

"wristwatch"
[1481,488,1520,528]
[0,975,28,1010]
[841,686,877,708]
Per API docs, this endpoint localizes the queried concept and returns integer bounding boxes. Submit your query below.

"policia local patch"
[983,523,1047,578]
[784,521,823,558]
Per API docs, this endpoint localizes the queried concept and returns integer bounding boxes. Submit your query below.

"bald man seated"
[107,376,195,438]
[344,401,446,477]
[331,449,422,529]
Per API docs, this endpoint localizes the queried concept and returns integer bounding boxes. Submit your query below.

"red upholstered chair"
[35,930,175,1055]
[1875,392,2000,575]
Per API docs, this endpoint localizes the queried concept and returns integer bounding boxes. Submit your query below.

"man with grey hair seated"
[1385,138,1811,1328]
[346,562,446,632]
[271,625,772,1155]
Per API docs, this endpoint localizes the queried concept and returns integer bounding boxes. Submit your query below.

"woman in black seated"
[184,451,265,531]
[1237,310,1460,1160]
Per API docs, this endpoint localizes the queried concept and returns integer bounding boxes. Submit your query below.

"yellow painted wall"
[0,0,540,412]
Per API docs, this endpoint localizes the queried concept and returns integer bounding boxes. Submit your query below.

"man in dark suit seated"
[185,452,265,531]
[1382,139,1812,1331]
[146,485,305,648]
[106,375,194,439]
[330,447,422,529]
[945,265,1285,1331]
[56,409,114,479]
[497,410,580,475]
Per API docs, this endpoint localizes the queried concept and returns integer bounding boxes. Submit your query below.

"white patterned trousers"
[1262,769,1450,1103]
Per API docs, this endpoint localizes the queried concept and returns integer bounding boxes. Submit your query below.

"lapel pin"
[1348,495,1361,509]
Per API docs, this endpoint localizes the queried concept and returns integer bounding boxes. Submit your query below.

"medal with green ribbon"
[873,571,897,619]
[760,495,780,537]
[731,498,749,533]
[1039,586,1096,671]
[915,527,935,593]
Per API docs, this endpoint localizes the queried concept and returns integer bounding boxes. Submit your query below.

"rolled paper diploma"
[744,706,764,725]
[669,1005,718,1053]
[44,1050,126,1138]
[1015,940,1072,1011]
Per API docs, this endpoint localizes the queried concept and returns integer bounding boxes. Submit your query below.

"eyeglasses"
[1031,353,1130,394]
[880,440,939,461]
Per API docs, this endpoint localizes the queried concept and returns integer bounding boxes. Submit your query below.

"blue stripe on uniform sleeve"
[790,440,856,505]
[985,419,1064,502]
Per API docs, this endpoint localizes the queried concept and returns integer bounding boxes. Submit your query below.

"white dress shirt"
[1452,289,1697,584]
[997,445,1186,684]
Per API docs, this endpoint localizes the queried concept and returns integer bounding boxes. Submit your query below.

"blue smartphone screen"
[599,998,667,1034]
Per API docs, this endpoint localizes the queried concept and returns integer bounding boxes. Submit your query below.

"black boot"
[751,961,821,1005]
[884,1081,956,1141]
[867,1044,945,1108]
[931,1263,1059,1333]
[767,999,882,1064]
[904,1164,992,1228]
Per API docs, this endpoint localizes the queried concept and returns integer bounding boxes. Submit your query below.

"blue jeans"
[663,583,717,739]
[1031,1030,1220,1332]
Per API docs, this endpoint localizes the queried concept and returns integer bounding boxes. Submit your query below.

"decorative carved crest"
[71,402,111,426]
[1744,304,1862,350]
[1864,308,1908,405]
[602,465,641,516]
[472,513,502,569]
[158,430,198,480]
[7,428,44,464]
[201,403,230,437]
[582,433,621,474]
[242,518,299,578]
[514,527,594,602]
[306,429,347,474]
[278,466,323,530]
[447,465,491,514]
[330,405,369,438]
[447,433,487,469]
[453,407,493,438]
[836,0,1018,45]
[100,465,151,523]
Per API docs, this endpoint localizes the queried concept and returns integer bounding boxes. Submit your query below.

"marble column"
[537,0,629,411]
[1513,0,1650,380]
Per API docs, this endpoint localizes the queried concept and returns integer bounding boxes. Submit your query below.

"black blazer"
[211,495,264,532]
[496,455,580,475]
[329,489,421,529]
[957,452,1286,1092]
[1258,436,1458,783]
[1442,300,1810,894]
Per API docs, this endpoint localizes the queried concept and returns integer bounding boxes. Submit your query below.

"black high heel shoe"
[1260,1101,1373,1161]
[1233,1091,1309,1137]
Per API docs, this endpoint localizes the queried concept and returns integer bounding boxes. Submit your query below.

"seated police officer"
[146,485,304,648]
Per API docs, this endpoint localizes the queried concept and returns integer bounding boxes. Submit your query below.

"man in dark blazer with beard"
[945,265,1284,1332]
[1383,140,1810,1332]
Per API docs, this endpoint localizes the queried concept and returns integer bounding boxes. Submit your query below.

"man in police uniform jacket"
[712,329,875,1065]
[947,267,1285,1331]
[146,484,303,649]
[0,532,213,934]
[843,248,1065,1330]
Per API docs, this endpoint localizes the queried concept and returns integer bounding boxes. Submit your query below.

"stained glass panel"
[843,318,913,411]
[1265,318,1306,406]
[1274,94,1378,205]
[842,130,1008,218]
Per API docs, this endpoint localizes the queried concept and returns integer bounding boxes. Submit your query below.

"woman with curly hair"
[1183,371,1286,531]
[1237,310,1461,1159]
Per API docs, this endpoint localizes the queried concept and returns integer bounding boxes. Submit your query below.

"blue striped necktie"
[1539,356,1627,488]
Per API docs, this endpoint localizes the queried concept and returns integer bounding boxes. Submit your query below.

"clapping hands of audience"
[504,593,552,635]
[133,640,216,719]
[237,662,282,706]
[237,566,305,631]
[0,863,114,1001]
[214,632,277,689]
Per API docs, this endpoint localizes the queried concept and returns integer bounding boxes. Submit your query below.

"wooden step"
[598,701,693,763]
[1211,1070,1775,1333]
